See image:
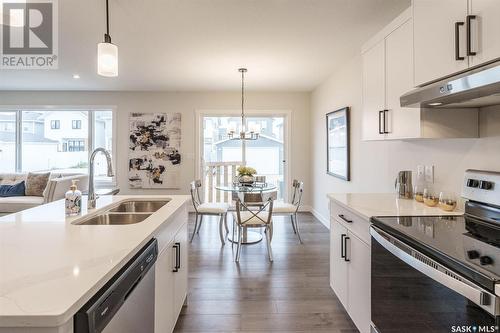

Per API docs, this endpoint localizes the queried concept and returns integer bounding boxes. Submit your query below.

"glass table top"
[215,183,277,192]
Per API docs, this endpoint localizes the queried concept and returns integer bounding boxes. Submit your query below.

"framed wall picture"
[326,107,350,181]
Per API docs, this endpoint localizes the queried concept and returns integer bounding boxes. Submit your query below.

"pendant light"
[97,0,118,77]
[228,68,259,141]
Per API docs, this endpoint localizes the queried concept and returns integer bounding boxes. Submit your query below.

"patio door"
[198,113,289,202]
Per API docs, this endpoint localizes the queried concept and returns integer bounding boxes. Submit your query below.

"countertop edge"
[0,195,190,328]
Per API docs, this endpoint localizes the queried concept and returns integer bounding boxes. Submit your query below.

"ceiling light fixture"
[228,68,259,141]
[97,0,118,77]
[428,102,443,106]
[72,74,80,79]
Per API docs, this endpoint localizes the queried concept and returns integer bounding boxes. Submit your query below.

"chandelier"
[228,68,259,140]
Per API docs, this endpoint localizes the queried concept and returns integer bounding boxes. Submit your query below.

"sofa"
[0,173,89,215]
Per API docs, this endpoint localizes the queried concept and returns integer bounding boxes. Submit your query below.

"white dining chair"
[189,180,229,245]
[233,195,274,262]
[272,179,304,243]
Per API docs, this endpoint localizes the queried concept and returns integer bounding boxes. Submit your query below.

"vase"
[238,175,255,186]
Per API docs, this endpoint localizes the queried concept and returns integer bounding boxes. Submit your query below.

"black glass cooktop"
[371,214,500,291]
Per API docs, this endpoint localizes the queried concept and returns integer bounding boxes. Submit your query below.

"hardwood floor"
[173,212,359,333]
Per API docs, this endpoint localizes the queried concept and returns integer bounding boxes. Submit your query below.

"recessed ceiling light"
[428,102,443,106]
[73,74,80,79]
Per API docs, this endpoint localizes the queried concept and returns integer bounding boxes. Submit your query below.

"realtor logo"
[0,0,58,69]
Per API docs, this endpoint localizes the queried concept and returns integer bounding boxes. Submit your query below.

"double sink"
[74,200,169,226]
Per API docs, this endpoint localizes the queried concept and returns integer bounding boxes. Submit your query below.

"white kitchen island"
[328,193,464,333]
[0,195,190,333]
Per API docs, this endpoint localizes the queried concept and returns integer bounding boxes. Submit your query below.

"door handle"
[344,236,350,262]
[383,109,389,134]
[172,243,180,272]
[175,242,181,270]
[378,111,384,134]
[466,15,477,56]
[338,214,353,223]
[455,21,465,60]
[341,234,346,259]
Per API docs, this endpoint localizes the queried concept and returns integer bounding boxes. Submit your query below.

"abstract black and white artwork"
[128,113,182,189]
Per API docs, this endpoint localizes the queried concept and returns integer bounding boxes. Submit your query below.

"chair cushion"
[198,202,229,214]
[0,181,26,197]
[234,211,271,226]
[273,202,297,214]
[0,196,45,213]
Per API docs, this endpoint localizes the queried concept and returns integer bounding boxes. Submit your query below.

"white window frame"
[0,105,117,187]
[195,109,292,202]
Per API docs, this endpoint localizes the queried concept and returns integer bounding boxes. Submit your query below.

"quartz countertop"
[327,193,464,220]
[0,195,190,328]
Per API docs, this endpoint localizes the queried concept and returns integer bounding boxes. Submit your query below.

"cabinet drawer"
[330,201,370,245]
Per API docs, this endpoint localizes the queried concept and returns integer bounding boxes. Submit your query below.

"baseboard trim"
[310,207,329,229]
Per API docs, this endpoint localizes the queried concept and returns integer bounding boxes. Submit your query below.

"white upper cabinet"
[413,0,469,86]
[413,0,500,86]
[362,40,386,141]
[468,0,500,66]
[361,7,479,141]
[385,19,421,140]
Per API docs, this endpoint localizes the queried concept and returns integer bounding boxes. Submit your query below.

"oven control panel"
[462,170,500,207]
[463,234,500,277]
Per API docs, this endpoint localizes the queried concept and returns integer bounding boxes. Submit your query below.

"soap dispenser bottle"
[65,180,82,216]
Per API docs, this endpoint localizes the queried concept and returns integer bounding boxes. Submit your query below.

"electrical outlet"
[417,165,425,181]
[425,165,434,183]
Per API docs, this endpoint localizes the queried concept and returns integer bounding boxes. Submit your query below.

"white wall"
[310,55,500,222]
[0,91,311,204]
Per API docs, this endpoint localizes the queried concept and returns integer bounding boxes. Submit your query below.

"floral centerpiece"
[237,166,257,185]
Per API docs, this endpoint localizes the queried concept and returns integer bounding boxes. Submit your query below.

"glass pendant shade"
[97,42,118,77]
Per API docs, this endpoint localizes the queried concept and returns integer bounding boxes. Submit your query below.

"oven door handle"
[370,226,500,316]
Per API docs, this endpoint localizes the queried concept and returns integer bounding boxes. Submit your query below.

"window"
[72,120,82,129]
[63,139,86,152]
[51,120,60,129]
[0,109,115,185]
[0,112,17,173]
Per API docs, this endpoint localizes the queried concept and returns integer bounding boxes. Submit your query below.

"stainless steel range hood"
[400,61,500,108]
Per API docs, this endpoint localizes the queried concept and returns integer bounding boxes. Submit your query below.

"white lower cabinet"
[346,232,370,333]
[330,220,348,305]
[155,222,188,333]
[330,213,371,333]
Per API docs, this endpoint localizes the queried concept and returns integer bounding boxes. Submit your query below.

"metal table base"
[228,230,263,244]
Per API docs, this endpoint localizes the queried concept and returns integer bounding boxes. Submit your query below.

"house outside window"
[50,120,60,129]
[72,120,82,129]
[0,109,115,185]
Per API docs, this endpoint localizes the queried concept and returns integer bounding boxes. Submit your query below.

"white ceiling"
[0,0,410,91]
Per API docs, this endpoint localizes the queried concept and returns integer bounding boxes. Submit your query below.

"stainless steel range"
[370,170,500,333]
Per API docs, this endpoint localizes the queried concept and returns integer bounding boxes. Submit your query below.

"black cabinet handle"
[455,21,465,60]
[344,236,350,262]
[172,243,180,272]
[175,242,181,270]
[378,110,384,134]
[341,234,346,258]
[467,15,477,56]
[383,109,389,134]
[338,214,353,223]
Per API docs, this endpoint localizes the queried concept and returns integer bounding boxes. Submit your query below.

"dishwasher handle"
[370,226,500,316]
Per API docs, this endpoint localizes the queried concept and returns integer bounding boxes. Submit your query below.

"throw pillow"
[0,181,26,197]
[25,172,50,197]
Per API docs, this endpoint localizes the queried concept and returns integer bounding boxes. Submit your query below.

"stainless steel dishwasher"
[74,239,158,333]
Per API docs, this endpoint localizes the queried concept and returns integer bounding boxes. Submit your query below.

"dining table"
[215,183,277,244]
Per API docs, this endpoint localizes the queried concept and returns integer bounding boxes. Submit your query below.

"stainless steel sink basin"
[76,213,152,225]
[108,200,169,213]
